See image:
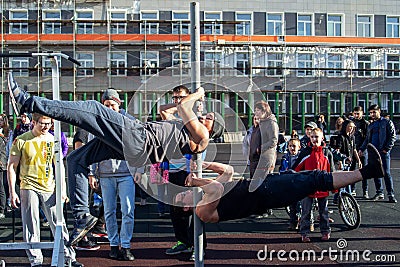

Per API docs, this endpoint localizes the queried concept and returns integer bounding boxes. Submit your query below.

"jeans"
[27,96,146,219]
[374,151,395,196]
[0,171,5,214]
[99,176,135,248]
[300,196,330,235]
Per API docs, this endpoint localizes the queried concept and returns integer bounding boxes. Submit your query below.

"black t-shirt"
[73,128,89,150]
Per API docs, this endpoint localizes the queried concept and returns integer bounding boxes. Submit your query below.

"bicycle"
[336,160,361,229]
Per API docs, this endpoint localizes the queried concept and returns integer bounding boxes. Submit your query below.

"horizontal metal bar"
[0,242,54,250]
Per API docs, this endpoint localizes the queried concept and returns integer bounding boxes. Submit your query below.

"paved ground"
[0,144,399,266]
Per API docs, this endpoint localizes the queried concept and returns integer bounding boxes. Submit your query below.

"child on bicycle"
[293,128,335,242]
[279,138,302,230]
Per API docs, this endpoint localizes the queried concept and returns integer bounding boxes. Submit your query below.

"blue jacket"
[360,117,396,152]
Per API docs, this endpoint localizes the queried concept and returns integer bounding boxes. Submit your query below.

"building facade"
[2,0,400,135]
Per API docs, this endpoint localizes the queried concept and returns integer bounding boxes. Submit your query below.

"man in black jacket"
[360,104,397,203]
[351,106,370,198]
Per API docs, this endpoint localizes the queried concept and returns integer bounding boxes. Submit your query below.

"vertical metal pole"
[50,57,65,267]
[190,2,204,266]
[68,92,73,137]
[301,92,305,129]
[275,92,279,125]
[327,92,331,134]
[289,92,293,134]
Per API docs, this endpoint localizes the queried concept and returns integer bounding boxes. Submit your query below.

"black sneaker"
[109,246,120,259]
[75,237,100,251]
[388,196,398,203]
[165,241,192,255]
[69,214,98,246]
[91,223,108,238]
[360,144,384,180]
[120,248,135,261]
[7,71,30,116]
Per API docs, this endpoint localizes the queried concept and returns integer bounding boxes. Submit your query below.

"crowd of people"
[0,71,395,266]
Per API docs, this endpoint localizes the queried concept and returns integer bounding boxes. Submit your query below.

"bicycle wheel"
[338,192,361,230]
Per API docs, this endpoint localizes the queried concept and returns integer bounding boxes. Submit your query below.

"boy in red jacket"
[294,128,335,242]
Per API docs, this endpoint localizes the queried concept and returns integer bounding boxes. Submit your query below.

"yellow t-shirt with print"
[10,131,55,193]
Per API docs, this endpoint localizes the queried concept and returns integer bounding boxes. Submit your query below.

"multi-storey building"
[2,0,400,135]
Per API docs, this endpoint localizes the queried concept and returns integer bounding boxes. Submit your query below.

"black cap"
[210,112,225,139]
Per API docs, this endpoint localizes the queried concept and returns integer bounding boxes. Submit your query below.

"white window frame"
[267,13,283,36]
[10,57,29,77]
[140,51,159,76]
[300,93,315,114]
[393,93,400,113]
[9,9,28,34]
[76,9,93,34]
[108,9,127,34]
[235,51,250,76]
[297,14,313,36]
[76,52,94,77]
[236,12,252,35]
[357,15,373,37]
[386,54,400,78]
[43,9,61,34]
[172,11,189,34]
[43,54,61,76]
[357,54,373,77]
[172,51,190,76]
[140,11,159,34]
[204,50,223,77]
[297,53,314,77]
[109,51,127,76]
[387,16,400,38]
[327,14,343,36]
[326,53,344,77]
[266,52,283,76]
[204,11,222,35]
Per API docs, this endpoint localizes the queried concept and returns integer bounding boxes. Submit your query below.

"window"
[327,15,342,36]
[204,12,222,35]
[393,94,400,113]
[387,16,400,38]
[172,12,189,34]
[357,15,372,37]
[235,52,249,76]
[204,51,222,76]
[43,10,61,34]
[297,14,312,36]
[267,13,283,36]
[9,10,28,34]
[386,55,400,77]
[76,10,93,34]
[297,53,313,77]
[109,52,127,76]
[327,54,344,77]
[76,52,94,77]
[109,10,127,34]
[357,54,372,77]
[42,55,61,76]
[10,57,29,77]
[236,12,252,35]
[266,53,283,76]
[141,11,158,34]
[140,51,159,76]
[172,51,190,76]
[301,93,315,114]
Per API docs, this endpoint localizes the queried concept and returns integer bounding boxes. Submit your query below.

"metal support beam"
[190,3,204,267]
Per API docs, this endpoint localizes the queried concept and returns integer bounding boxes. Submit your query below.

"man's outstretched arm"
[177,87,209,152]
[185,173,224,223]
